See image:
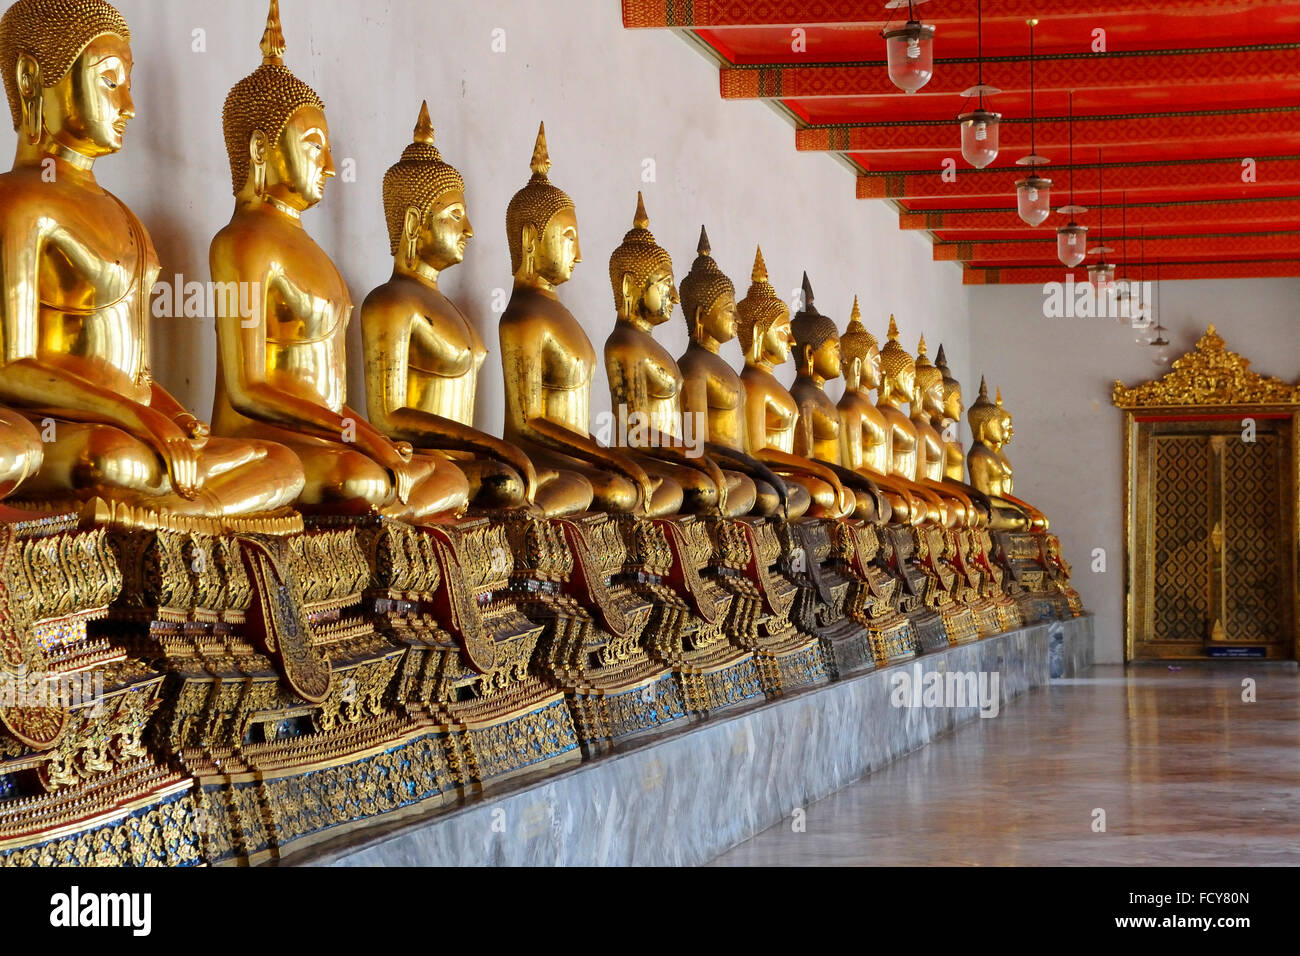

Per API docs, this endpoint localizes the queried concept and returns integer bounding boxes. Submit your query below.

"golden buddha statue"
[912,336,979,526]
[360,102,571,513]
[876,317,960,526]
[677,228,801,518]
[0,0,303,522]
[736,248,849,519]
[499,124,675,516]
[787,274,889,522]
[967,379,1047,531]
[837,299,930,525]
[603,195,756,517]
[210,1,467,522]
[934,344,966,483]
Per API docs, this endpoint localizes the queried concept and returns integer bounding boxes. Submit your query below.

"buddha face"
[41,33,134,157]
[419,188,473,270]
[922,377,945,418]
[944,385,964,422]
[528,207,581,286]
[811,337,841,381]
[638,266,678,326]
[861,345,883,390]
[1000,410,1015,443]
[700,292,737,344]
[761,313,794,365]
[268,104,335,209]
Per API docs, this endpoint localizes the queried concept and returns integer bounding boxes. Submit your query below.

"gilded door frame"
[1113,325,1300,662]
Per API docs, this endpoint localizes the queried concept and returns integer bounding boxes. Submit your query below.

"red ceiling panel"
[623,0,1300,282]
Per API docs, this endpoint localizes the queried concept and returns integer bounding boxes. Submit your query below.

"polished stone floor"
[710,663,1300,866]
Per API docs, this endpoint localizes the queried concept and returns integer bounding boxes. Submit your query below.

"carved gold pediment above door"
[1114,326,1299,661]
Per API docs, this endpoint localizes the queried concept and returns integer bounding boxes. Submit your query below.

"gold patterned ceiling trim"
[1112,325,1300,409]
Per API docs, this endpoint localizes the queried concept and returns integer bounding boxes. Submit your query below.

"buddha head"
[791,272,840,382]
[935,343,964,423]
[506,121,580,287]
[914,335,946,420]
[222,0,332,211]
[383,100,471,274]
[736,246,792,367]
[968,377,1006,447]
[839,296,881,393]
[877,315,916,405]
[679,225,737,348]
[0,0,133,159]
[609,192,677,325]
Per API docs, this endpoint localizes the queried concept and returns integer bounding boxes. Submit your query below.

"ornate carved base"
[785,518,877,680]
[707,517,827,696]
[832,519,918,667]
[992,531,1077,623]
[499,512,685,752]
[619,515,765,716]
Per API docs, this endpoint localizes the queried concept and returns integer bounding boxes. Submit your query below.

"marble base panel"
[301,614,1094,867]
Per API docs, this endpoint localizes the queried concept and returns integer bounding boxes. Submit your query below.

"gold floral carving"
[1112,325,1300,409]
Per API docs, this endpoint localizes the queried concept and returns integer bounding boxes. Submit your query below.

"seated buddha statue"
[603,195,756,517]
[360,102,584,514]
[499,124,675,516]
[836,299,931,526]
[788,274,887,522]
[875,317,964,527]
[912,337,980,526]
[677,228,800,519]
[966,379,1047,532]
[933,345,966,483]
[0,0,303,521]
[737,248,850,519]
[210,2,468,523]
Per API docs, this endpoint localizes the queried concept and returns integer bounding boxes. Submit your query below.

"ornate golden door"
[1114,327,1299,661]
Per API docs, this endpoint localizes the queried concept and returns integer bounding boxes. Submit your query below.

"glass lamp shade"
[1057,223,1088,267]
[884,22,936,92]
[1087,261,1116,292]
[1015,175,1053,226]
[959,109,1001,168]
[1150,335,1171,366]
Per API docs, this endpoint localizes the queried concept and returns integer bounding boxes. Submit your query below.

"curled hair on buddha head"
[839,295,878,367]
[0,0,131,132]
[791,272,839,365]
[736,246,788,358]
[967,375,1000,438]
[877,315,916,386]
[505,121,575,274]
[382,100,466,256]
[914,334,944,395]
[679,225,736,337]
[608,192,674,312]
[221,0,326,196]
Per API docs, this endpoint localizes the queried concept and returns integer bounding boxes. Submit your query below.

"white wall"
[0,0,968,440]
[969,277,1300,663]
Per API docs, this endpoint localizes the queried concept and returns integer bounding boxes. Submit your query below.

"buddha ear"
[620,272,636,313]
[802,343,813,369]
[402,206,421,266]
[248,129,269,196]
[16,53,41,146]
[519,222,539,270]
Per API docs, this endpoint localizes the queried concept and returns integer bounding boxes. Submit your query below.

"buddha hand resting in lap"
[498,123,672,517]
[209,1,467,523]
[361,102,565,513]
[0,0,304,519]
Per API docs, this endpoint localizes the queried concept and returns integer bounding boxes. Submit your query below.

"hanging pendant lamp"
[1015,18,1052,226]
[883,0,936,93]
[958,0,1001,168]
[1056,91,1088,268]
